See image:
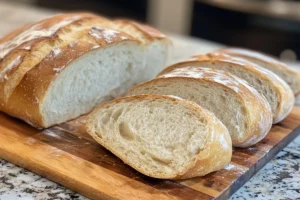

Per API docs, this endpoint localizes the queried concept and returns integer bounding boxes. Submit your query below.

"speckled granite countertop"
[0,1,299,200]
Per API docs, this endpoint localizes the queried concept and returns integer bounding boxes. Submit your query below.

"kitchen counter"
[0,1,299,200]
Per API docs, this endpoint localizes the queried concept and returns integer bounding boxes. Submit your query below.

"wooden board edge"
[216,125,300,200]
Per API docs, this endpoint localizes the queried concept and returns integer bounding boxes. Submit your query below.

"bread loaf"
[0,13,170,128]
[86,94,232,179]
[128,67,273,147]
[159,53,295,123]
[217,48,300,95]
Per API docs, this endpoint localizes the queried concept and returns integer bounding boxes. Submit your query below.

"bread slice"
[0,13,170,128]
[128,67,273,147]
[86,94,232,179]
[159,53,295,123]
[217,48,300,95]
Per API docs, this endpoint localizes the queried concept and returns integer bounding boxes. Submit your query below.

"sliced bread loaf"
[128,67,273,147]
[0,13,170,128]
[86,94,232,179]
[217,48,300,95]
[159,53,295,123]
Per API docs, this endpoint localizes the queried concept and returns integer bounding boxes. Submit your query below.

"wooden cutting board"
[0,107,299,200]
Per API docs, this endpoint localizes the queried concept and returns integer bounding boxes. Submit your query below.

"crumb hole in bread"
[118,122,135,141]
[241,107,247,116]
[199,118,207,124]
[111,109,123,121]
[244,122,248,129]
[220,95,226,102]
[195,148,201,155]
[256,78,262,86]
[166,144,176,152]
[101,113,110,125]
[151,155,171,165]
[184,112,193,117]
[140,149,146,155]
[96,132,103,139]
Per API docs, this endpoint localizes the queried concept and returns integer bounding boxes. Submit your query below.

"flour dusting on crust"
[0,15,82,59]
[0,55,22,82]
[89,27,128,43]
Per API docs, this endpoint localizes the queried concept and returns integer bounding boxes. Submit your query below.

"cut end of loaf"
[40,42,145,127]
[86,95,232,179]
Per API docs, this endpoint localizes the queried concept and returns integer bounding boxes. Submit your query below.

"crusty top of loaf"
[217,48,289,68]
[0,12,169,127]
[0,13,99,59]
[193,53,294,93]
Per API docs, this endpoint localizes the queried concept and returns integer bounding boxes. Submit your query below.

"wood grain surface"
[0,107,299,200]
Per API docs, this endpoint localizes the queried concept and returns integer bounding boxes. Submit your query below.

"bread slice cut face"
[86,94,232,179]
[128,67,273,147]
[159,53,295,123]
[217,48,300,95]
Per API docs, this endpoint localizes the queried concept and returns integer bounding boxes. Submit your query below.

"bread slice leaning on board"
[86,94,232,179]
[0,13,170,128]
[158,53,295,124]
[127,67,273,148]
[217,48,300,95]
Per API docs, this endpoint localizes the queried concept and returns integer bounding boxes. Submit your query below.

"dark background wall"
[32,0,300,60]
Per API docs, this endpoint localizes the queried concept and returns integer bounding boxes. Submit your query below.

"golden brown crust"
[217,47,300,95]
[176,113,232,179]
[0,12,169,128]
[0,13,100,59]
[217,47,289,70]
[129,67,273,147]
[86,94,232,179]
[0,24,32,44]
[0,13,107,106]
[5,39,137,128]
[159,53,295,124]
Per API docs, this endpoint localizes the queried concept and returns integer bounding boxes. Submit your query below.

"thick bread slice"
[217,48,300,95]
[86,94,232,179]
[159,53,295,124]
[0,13,169,128]
[128,68,273,147]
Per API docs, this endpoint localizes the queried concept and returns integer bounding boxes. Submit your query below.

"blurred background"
[1,0,300,63]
